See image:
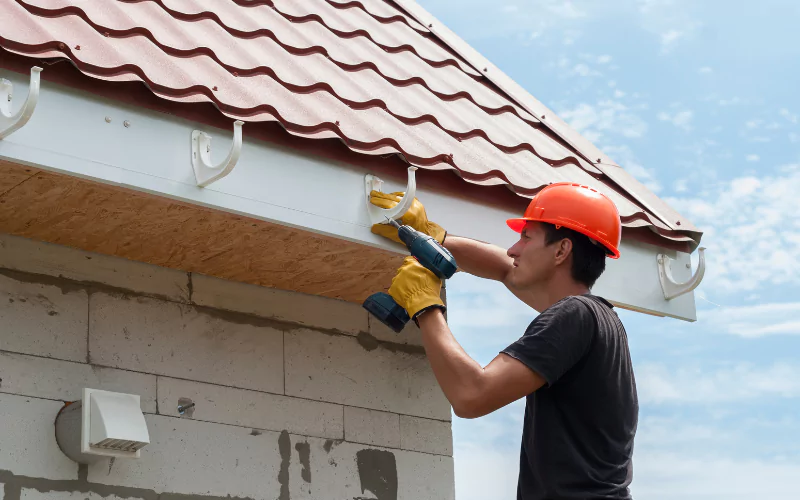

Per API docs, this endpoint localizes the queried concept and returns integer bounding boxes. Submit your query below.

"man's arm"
[416,308,546,419]
[444,235,539,310]
[443,235,513,282]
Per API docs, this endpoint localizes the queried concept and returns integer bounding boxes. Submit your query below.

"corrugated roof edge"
[390,0,701,238]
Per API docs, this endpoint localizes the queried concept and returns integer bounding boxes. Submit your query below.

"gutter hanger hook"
[365,166,418,225]
[191,120,244,187]
[657,247,706,300]
[0,66,43,140]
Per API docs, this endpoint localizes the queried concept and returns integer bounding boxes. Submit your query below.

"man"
[370,182,638,500]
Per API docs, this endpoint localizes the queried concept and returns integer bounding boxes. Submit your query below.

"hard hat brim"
[506,218,528,234]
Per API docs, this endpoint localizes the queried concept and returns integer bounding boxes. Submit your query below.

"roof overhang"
[0,66,701,321]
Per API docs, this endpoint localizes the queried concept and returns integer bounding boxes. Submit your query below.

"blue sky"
[416,0,800,498]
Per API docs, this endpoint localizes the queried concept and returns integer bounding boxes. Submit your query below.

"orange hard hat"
[506,182,622,259]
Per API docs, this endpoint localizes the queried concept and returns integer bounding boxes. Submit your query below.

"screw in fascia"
[177,402,195,415]
[124,120,131,128]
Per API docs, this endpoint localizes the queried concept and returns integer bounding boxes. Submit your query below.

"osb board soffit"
[0,161,403,303]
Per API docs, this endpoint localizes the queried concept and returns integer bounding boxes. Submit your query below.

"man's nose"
[507,242,519,258]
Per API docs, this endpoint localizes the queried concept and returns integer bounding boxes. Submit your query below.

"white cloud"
[570,63,600,77]
[718,97,744,106]
[638,362,800,405]
[634,0,703,53]
[452,396,526,500]
[558,99,648,143]
[665,164,800,292]
[562,29,582,45]
[746,154,760,162]
[636,0,671,13]
[698,302,800,338]
[746,119,763,129]
[779,108,798,124]
[631,451,800,500]
[635,416,731,448]
[597,54,612,64]
[603,144,661,192]
[742,120,774,142]
[614,89,625,98]
[454,444,520,500]
[660,29,684,49]
[446,273,537,358]
[419,0,589,42]
[657,109,693,131]
[790,132,800,143]
[548,1,586,19]
[427,0,704,56]
[698,66,713,74]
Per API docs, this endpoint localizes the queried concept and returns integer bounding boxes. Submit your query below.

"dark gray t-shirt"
[502,294,638,500]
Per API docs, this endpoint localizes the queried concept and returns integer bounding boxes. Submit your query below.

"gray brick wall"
[0,233,454,500]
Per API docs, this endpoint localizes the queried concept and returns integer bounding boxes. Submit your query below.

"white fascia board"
[0,69,697,322]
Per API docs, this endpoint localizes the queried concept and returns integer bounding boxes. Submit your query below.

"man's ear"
[553,238,573,266]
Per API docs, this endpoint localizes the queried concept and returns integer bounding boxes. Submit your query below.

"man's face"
[506,222,559,290]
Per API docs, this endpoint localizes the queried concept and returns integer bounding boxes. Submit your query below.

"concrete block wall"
[0,233,454,500]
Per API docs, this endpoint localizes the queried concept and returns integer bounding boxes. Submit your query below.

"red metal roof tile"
[0,0,701,248]
[326,0,431,34]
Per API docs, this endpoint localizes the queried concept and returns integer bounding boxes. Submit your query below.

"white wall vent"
[56,388,150,463]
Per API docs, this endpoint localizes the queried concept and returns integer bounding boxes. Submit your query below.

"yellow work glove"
[388,256,446,320]
[369,191,447,244]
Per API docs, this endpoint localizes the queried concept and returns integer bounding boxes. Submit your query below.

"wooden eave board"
[0,160,402,302]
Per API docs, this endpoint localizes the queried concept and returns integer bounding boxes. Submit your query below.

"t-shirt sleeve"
[501,297,595,387]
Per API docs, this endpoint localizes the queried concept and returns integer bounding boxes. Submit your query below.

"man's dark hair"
[541,223,607,288]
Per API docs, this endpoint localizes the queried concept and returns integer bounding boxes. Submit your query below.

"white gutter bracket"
[658,247,706,300]
[191,120,244,187]
[365,166,418,225]
[0,66,43,139]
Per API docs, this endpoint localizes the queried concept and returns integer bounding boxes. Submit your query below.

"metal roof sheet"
[0,0,701,248]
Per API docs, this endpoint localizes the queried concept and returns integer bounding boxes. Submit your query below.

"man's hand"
[369,191,446,244]
[387,256,445,319]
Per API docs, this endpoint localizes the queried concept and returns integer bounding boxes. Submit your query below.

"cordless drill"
[363,218,458,333]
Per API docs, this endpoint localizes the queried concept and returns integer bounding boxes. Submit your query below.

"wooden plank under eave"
[0,163,403,304]
[0,159,39,197]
